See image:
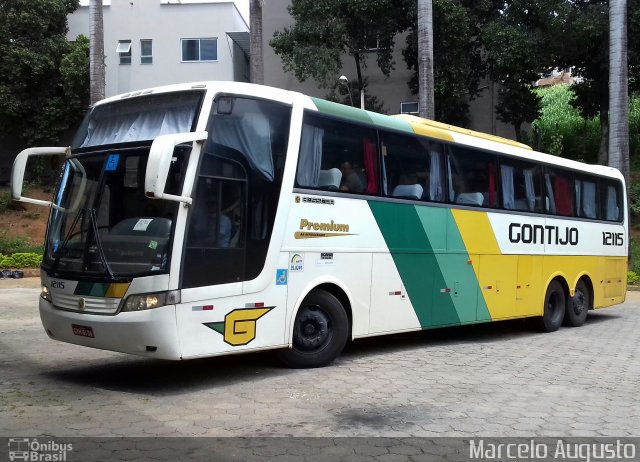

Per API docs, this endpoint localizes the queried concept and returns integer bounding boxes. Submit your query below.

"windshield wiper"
[88,208,115,280]
[50,208,85,274]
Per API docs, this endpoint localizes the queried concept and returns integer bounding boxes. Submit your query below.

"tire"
[539,280,566,332]
[278,289,349,368]
[563,279,590,327]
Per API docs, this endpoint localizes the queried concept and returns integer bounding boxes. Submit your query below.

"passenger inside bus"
[339,161,365,193]
[191,190,234,248]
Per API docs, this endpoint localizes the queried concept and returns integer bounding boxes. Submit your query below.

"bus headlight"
[41,285,52,302]
[121,290,180,312]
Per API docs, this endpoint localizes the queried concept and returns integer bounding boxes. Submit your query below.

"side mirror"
[11,147,69,207]
[145,131,208,204]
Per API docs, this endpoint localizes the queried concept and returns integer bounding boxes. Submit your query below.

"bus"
[11,82,627,368]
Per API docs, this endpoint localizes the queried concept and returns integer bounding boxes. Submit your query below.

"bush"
[0,190,24,213]
[0,234,43,255]
[632,238,640,273]
[628,271,640,285]
[0,252,42,268]
[531,85,600,162]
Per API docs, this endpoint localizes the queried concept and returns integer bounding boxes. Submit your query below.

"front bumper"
[39,298,182,359]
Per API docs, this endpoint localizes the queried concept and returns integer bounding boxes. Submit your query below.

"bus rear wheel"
[278,289,349,368]
[564,279,590,327]
[539,280,566,332]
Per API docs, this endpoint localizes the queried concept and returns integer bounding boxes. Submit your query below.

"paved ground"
[1,279,639,438]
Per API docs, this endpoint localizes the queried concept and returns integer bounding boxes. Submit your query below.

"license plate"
[72,324,94,338]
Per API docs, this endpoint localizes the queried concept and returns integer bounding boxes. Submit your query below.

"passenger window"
[575,176,599,219]
[380,132,445,201]
[447,146,498,208]
[544,168,573,216]
[296,113,378,195]
[600,180,622,222]
[500,161,542,212]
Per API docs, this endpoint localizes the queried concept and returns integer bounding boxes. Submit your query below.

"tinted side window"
[183,156,247,288]
[500,161,543,212]
[600,179,623,222]
[448,146,498,208]
[296,113,378,195]
[544,168,574,216]
[381,131,445,201]
[575,176,599,219]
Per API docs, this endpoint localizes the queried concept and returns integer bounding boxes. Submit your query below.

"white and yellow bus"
[12,82,627,368]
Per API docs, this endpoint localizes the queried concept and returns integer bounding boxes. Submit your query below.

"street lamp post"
[338,75,354,107]
[339,75,365,110]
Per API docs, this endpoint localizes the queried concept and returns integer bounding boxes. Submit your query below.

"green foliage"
[402,0,479,126]
[270,0,412,108]
[0,0,85,147]
[628,271,640,286]
[631,238,640,276]
[0,234,43,255]
[532,86,640,166]
[479,0,561,140]
[531,85,601,162]
[0,253,42,268]
[0,190,24,213]
[630,181,640,223]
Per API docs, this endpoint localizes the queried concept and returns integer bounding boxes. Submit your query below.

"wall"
[68,0,249,97]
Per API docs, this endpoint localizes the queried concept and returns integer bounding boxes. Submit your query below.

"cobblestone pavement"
[1,280,639,438]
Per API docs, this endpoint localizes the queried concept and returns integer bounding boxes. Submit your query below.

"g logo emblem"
[78,298,86,310]
[204,307,274,346]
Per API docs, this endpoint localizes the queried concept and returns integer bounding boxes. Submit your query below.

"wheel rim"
[572,287,587,316]
[293,305,332,352]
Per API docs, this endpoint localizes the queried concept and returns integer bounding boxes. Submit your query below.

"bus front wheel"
[539,280,566,332]
[278,289,349,368]
[564,279,590,327]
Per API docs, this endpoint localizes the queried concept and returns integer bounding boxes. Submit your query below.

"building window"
[117,40,131,65]
[181,38,217,62]
[140,39,153,64]
[400,102,419,114]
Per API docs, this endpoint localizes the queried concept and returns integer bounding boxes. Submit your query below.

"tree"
[417,0,435,119]
[89,0,105,104]
[403,0,481,126]
[609,0,630,189]
[0,0,86,147]
[270,0,411,108]
[250,0,264,84]
[556,0,640,165]
[481,0,562,141]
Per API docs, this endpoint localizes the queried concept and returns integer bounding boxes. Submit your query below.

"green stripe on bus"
[415,208,491,323]
[310,97,373,125]
[367,112,415,133]
[368,202,490,328]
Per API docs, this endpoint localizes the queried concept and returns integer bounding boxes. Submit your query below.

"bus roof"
[93,81,624,183]
[391,114,533,151]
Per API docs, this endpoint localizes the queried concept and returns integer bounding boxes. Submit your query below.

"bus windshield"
[72,91,203,149]
[43,147,188,279]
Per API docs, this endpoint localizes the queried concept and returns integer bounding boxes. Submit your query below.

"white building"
[68,0,249,97]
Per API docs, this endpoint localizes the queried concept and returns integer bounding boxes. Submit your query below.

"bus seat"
[392,184,423,200]
[456,192,484,206]
[318,168,342,190]
[514,199,528,210]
